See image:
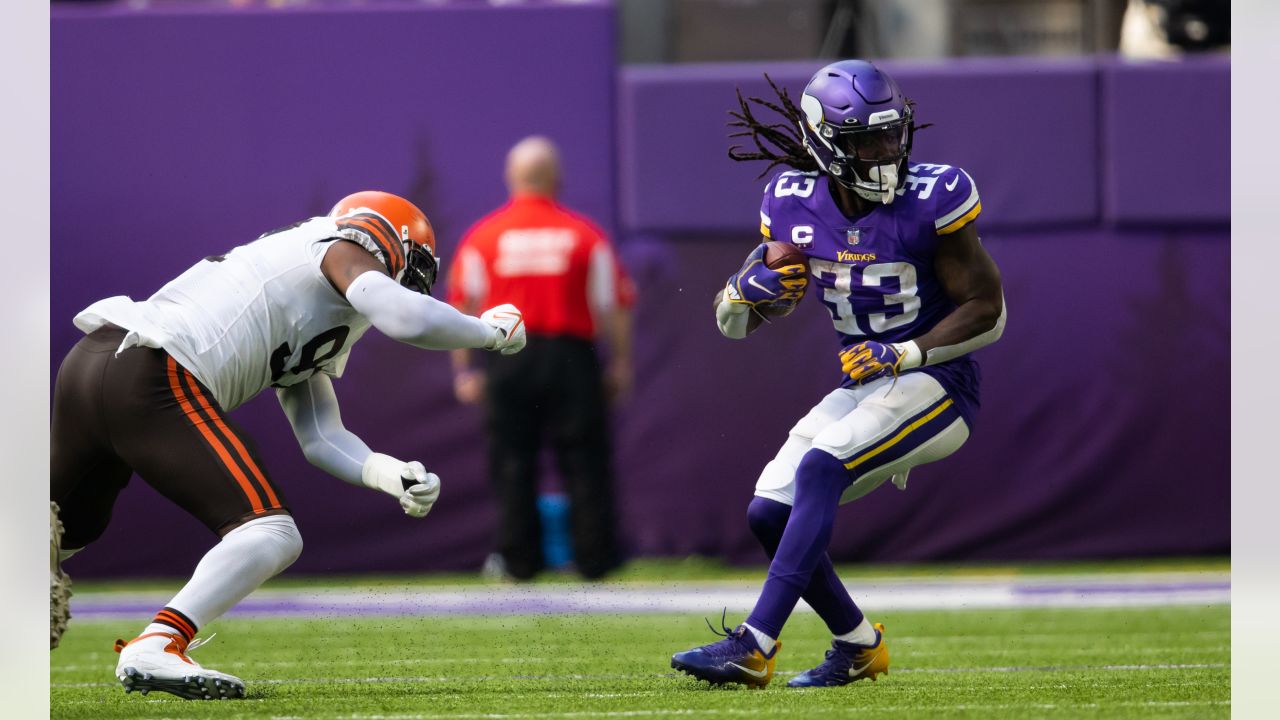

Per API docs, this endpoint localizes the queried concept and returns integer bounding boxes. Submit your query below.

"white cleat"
[114,632,246,700]
[50,501,72,650]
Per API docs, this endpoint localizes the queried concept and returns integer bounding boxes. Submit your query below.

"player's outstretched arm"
[348,270,523,351]
[276,374,440,518]
[911,222,1005,365]
[322,240,525,354]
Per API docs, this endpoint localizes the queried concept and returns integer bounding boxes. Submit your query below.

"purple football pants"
[744,449,863,639]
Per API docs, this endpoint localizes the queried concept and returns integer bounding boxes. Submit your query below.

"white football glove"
[399,472,441,518]
[361,452,442,518]
[480,303,527,355]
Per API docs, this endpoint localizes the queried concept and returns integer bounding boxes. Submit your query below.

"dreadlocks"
[727,74,932,180]
[727,74,817,180]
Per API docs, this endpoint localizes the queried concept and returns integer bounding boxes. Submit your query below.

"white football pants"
[754,372,969,506]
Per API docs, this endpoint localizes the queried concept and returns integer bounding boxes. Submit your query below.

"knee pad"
[227,514,304,572]
[811,422,857,460]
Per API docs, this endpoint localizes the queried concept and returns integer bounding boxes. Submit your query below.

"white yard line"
[52,700,1233,718]
[49,662,1228,689]
[318,703,1233,719]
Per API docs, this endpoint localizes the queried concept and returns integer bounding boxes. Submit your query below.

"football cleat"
[115,632,246,700]
[671,618,780,689]
[787,622,890,688]
[50,502,72,650]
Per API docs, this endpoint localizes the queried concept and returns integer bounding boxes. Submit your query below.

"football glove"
[399,472,441,518]
[839,340,912,385]
[480,303,527,355]
[361,452,442,518]
[724,244,808,310]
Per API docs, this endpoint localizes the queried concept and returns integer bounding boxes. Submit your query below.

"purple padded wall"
[1101,55,1231,225]
[619,58,1101,234]
[53,1,616,577]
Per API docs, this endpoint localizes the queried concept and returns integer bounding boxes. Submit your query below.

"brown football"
[763,240,807,272]
[748,241,809,329]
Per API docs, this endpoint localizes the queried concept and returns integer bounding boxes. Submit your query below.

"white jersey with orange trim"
[74,217,373,412]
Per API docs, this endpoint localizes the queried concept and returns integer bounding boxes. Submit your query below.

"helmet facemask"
[401,242,438,296]
[806,107,914,205]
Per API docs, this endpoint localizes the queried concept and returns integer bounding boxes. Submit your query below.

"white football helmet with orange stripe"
[329,191,439,295]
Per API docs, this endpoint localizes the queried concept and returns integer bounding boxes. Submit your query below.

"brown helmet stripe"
[337,213,406,276]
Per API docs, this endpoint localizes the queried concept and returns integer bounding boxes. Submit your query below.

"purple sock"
[745,450,851,639]
[747,496,864,636]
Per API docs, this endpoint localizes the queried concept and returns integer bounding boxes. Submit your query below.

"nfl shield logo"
[846,228,862,246]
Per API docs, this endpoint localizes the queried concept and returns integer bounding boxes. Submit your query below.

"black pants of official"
[484,335,620,580]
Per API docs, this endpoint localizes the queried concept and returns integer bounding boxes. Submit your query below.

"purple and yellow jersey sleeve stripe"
[934,168,981,236]
[759,176,774,239]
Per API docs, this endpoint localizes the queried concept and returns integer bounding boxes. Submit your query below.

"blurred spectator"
[1120,0,1229,57]
[447,136,634,581]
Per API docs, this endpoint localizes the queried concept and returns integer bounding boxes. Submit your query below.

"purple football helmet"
[798,60,915,205]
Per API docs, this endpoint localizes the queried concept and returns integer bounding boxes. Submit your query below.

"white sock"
[835,617,878,647]
[160,515,303,630]
[142,622,183,639]
[742,623,777,654]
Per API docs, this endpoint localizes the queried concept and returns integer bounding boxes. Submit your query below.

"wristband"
[361,452,407,498]
[894,341,924,370]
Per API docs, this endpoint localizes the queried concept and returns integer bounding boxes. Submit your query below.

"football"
[761,240,809,317]
[747,241,809,330]
[763,240,807,272]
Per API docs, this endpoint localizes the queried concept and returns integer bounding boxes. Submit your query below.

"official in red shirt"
[447,136,633,581]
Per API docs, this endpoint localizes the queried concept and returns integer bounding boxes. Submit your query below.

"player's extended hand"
[398,463,441,519]
[724,244,808,309]
[361,453,441,518]
[480,303,527,355]
[839,340,908,385]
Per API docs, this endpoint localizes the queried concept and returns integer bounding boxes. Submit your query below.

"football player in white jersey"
[50,191,527,700]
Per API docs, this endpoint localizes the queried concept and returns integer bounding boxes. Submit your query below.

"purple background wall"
[52,2,1229,578]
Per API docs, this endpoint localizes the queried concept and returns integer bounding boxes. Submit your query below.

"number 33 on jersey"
[759,162,981,347]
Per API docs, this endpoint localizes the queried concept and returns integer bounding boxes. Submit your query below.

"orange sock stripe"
[154,611,183,633]
[157,608,195,634]
[181,369,282,509]
[166,356,265,514]
[154,610,196,639]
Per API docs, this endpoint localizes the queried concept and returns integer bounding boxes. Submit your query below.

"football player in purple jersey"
[672,61,1006,688]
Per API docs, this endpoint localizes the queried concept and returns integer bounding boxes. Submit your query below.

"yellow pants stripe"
[844,398,956,471]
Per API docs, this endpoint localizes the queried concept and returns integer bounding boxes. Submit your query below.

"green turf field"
[51,574,1230,719]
